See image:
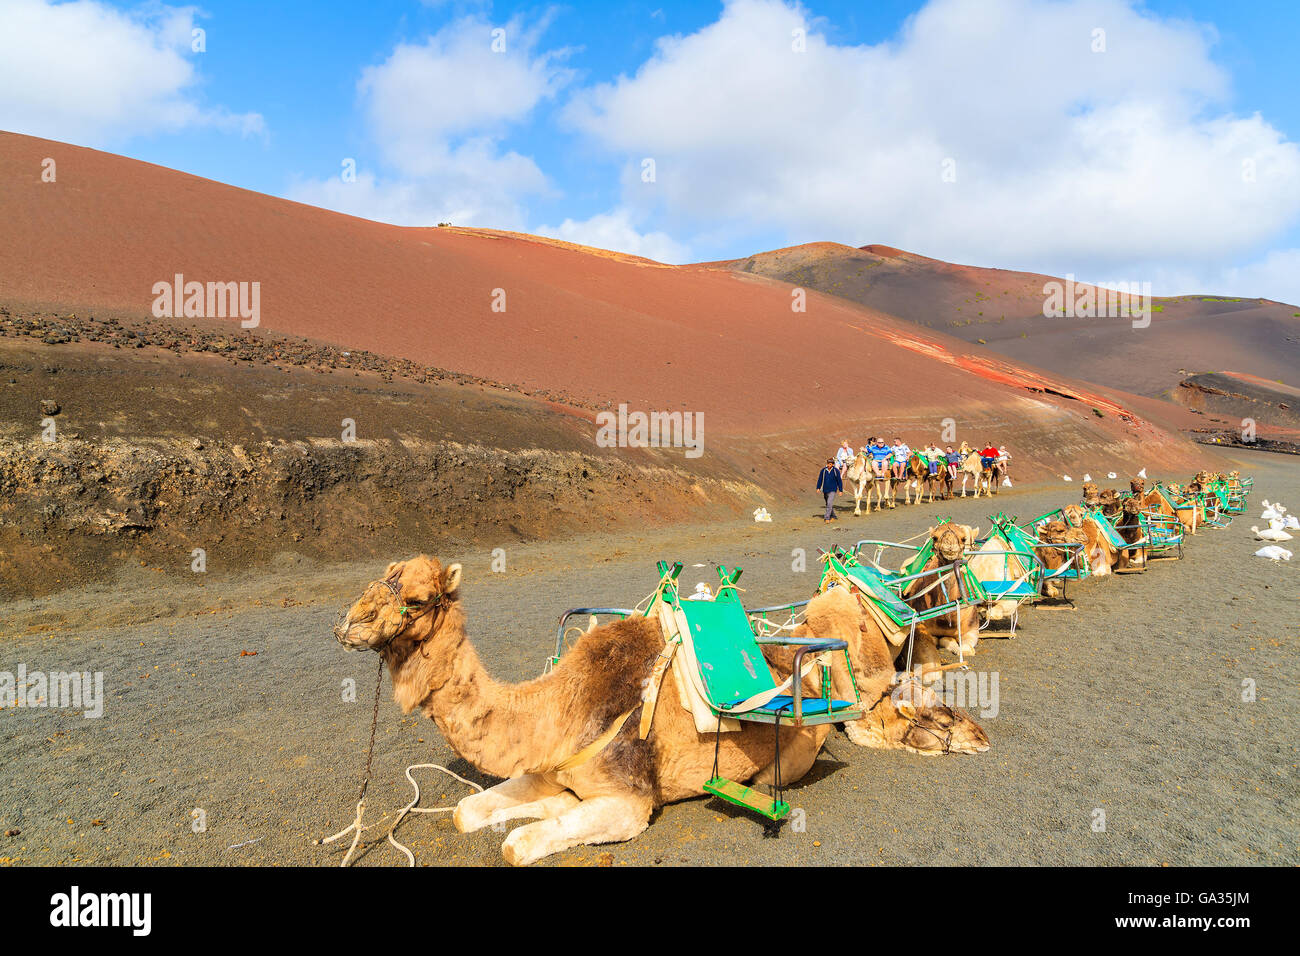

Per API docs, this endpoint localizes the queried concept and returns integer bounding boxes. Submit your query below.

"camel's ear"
[383,561,403,581]
[968,526,980,545]
[927,525,935,535]
[897,700,917,721]
[442,563,462,595]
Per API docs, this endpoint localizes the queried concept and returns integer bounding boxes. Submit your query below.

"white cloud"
[0,0,263,144]
[291,14,568,230]
[535,208,690,263]
[565,0,1300,295]
[1149,249,1300,307]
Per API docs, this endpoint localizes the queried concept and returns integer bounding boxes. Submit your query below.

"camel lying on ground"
[1036,519,1089,598]
[1058,505,1118,576]
[766,586,988,755]
[332,556,843,865]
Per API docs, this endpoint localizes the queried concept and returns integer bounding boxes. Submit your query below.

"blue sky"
[4,0,1300,302]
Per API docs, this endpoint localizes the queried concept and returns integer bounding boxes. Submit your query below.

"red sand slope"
[0,132,1224,474]
[718,242,1300,398]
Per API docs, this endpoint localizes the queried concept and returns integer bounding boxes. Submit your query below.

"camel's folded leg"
[454,774,570,834]
[500,794,653,866]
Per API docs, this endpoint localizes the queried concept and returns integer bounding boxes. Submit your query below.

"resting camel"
[1081,481,1102,508]
[1062,504,1119,574]
[904,522,983,661]
[765,586,988,755]
[332,556,840,865]
[1112,497,1146,572]
[1036,519,1089,599]
[1143,486,1197,534]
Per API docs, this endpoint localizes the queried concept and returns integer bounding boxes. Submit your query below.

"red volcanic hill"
[718,242,1300,400]
[0,132,1226,482]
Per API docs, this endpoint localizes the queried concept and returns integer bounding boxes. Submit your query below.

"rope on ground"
[316,763,484,867]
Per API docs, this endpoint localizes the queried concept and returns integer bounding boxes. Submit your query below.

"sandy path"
[1,455,1296,867]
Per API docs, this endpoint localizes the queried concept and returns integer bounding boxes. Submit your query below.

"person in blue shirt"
[866,437,891,480]
[944,446,962,483]
[817,458,843,522]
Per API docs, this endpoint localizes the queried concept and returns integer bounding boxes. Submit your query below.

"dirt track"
[1,452,1297,867]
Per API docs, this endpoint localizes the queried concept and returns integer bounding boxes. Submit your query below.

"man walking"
[817,458,843,522]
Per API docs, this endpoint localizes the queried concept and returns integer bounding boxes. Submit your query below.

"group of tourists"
[816,437,1010,522]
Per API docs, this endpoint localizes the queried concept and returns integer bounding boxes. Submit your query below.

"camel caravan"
[325,469,1251,866]
[842,441,1008,515]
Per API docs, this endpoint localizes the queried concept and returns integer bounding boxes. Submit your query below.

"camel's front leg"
[454,774,570,833]
[500,793,653,866]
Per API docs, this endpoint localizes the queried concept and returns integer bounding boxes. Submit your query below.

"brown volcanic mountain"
[719,242,1300,400]
[0,131,1253,594]
[0,131,1217,471]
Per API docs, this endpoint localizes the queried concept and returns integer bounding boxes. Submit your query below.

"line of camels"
[845,445,1006,514]
[329,469,1244,866]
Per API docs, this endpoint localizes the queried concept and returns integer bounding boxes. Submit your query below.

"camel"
[1036,519,1089,599]
[765,586,988,755]
[1081,481,1102,508]
[845,452,877,515]
[1112,497,1147,572]
[846,453,900,512]
[957,451,987,497]
[902,522,983,661]
[332,556,835,865]
[1063,504,1120,575]
[1147,484,1198,534]
[903,453,942,504]
[980,457,1004,496]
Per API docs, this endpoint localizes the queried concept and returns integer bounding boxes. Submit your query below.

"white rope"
[317,763,483,867]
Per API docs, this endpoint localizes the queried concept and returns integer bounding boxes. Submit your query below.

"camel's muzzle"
[333,606,369,651]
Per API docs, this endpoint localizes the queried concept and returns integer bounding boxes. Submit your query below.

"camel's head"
[882,677,990,756]
[333,555,462,653]
[1061,504,1086,528]
[929,522,977,563]
[1081,481,1100,505]
[1130,477,1145,496]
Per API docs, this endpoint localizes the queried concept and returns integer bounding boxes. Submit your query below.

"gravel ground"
[2,453,1296,867]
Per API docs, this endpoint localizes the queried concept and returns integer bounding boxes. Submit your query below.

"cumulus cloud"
[535,208,690,263]
[0,0,263,144]
[565,0,1300,295]
[290,14,568,229]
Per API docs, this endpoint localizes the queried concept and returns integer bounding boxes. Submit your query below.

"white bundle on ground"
[752,507,772,523]
[1254,545,1292,561]
[1253,523,1293,542]
[1001,477,1012,488]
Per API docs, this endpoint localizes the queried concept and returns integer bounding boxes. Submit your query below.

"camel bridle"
[336,573,444,653]
[872,680,955,756]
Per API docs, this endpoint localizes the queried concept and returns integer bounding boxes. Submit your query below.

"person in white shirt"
[835,440,854,476]
[890,437,911,481]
